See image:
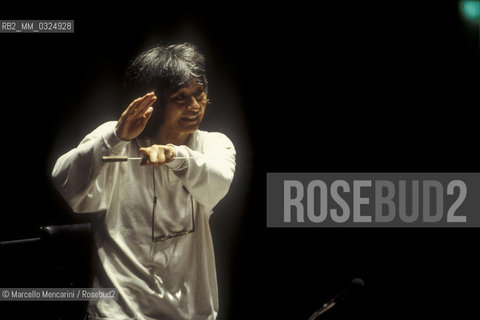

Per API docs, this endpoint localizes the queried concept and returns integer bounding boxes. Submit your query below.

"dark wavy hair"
[123,42,208,138]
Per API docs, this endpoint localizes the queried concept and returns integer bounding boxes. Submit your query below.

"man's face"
[160,81,207,135]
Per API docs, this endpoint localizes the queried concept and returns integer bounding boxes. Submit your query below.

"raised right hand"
[114,92,157,141]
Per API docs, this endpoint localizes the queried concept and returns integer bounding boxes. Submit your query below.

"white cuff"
[102,127,130,150]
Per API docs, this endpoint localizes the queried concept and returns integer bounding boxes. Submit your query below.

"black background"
[1,1,479,319]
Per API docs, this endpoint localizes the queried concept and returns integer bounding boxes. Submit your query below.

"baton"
[102,156,191,162]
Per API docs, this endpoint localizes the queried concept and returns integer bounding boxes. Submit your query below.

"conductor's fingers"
[139,145,170,166]
[127,92,156,118]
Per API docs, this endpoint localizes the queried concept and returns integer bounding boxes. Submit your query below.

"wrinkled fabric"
[52,121,236,320]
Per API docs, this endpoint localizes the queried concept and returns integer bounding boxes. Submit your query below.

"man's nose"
[186,96,201,111]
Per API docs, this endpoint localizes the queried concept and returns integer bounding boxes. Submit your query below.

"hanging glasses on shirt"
[151,167,195,242]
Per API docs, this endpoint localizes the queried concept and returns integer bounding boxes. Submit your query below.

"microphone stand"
[308,278,365,319]
[0,237,41,245]
[308,300,337,320]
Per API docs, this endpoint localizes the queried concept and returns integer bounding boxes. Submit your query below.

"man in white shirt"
[52,43,236,319]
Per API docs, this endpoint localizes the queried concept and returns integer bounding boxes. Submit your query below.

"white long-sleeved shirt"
[52,121,236,320]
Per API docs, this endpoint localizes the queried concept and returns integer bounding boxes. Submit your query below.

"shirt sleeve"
[166,132,236,212]
[51,121,129,213]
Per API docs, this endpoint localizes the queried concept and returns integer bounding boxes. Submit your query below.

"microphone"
[308,278,365,320]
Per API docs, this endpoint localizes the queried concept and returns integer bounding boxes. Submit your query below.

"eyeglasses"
[151,167,195,242]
